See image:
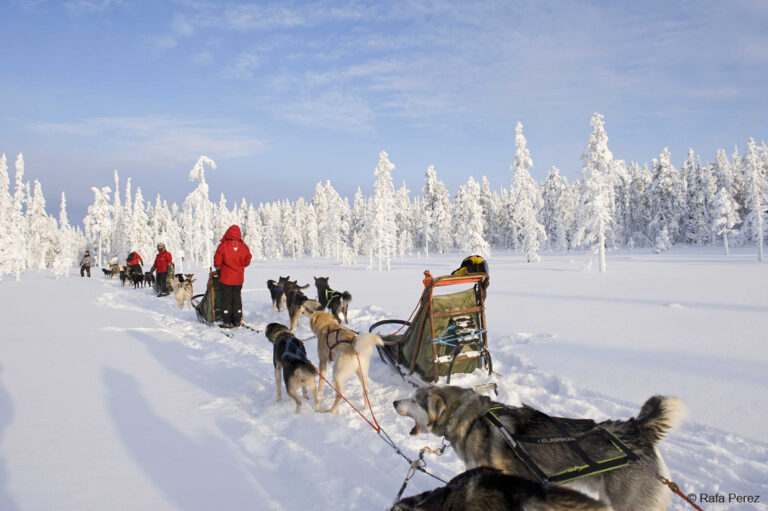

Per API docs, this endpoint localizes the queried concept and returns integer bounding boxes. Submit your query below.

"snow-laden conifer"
[129,187,153,261]
[740,138,767,260]
[510,122,545,262]
[647,148,684,246]
[26,180,58,269]
[185,156,216,265]
[573,113,615,272]
[84,186,112,269]
[367,151,397,271]
[453,176,490,258]
[712,186,740,256]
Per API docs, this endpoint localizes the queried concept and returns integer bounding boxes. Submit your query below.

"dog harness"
[322,288,343,308]
[483,406,634,484]
[282,338,309,364]
[325,328,354,361]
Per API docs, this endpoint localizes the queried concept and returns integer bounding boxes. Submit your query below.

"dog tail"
[635,395,687,444]
[342,291,352,302]
[354,332,383,354]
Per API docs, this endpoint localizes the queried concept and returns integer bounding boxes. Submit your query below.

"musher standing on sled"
[151,243,173,296]
[126,250,143,279]
[213,225,252,328]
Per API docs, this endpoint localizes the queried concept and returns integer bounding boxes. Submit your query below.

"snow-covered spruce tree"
[243,203,265,261]
[395,182,414,259]
[214,193,235,244]
[420,165,453,256]
[83,186,112,268]
[539,166,571,251]
[296,198,318,259]
[681,149,716,245]
[510,122,545,262]
[184,156,216,265]
[260,202,283,260]
[281,200,301,260]
[311,181,332,258]
[110,170,128,259]
[324,182,353,262]
[129,187,153,261]
[627,162,653,247]
[0,153,13,277]
[351,187,367,256]
[608,160,629,248]
[53,192,76,278]
[573,113,615,271]
[712,186,740,256]
[8,154,29,279]
[741,138,767,261]
[367,151,397,271]
[647,148,684,246]
[453,176,491,258]
[26,180,58,270]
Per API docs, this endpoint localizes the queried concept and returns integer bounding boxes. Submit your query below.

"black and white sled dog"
[266,276,288,312]
[313,276,352,324]
[391,467,611,511]
[265,322,319,414]
[393,386,686,511]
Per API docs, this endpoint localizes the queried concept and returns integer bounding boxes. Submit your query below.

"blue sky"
[1,0,766,221]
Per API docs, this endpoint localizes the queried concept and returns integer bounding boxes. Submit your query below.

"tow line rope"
[313,354,449,504]
[633,452,705,511]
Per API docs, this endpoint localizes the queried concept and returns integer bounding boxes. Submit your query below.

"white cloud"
[31,116,265,163]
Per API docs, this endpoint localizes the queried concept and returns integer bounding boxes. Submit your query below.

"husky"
[174,278,196,309]
[144,271,155,288]
[267,278,287,312]
[392,467,612,511]
[284,279,321,331]
[101,268,114,278]
[310,311,383,414]
[265,322,319,413]
[313,276,352,324]
[393,386,686,511]
[119,268,127,286]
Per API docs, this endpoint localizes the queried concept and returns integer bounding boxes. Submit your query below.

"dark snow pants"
[80,265,91,277]
[218,283,243,327]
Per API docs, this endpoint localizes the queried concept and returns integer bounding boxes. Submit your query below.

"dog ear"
[427,394,447,426]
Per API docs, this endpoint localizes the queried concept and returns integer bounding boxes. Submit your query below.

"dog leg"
[274,367,283,402]
[286,381,303,414]
[316,360,327,399]
[328,372,344,414]
[305,378,319,412]
[356,360,371,410]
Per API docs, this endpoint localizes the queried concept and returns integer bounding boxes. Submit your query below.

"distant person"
[80,250,92,277]
[151,243,173,296]
[213,225,252,328]
[126,250,143,278]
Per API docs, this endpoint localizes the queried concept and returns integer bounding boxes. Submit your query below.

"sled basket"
[191,270,223,325]
[370,271,491,384]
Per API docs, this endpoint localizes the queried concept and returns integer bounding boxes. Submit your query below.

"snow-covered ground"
[0,249,766,510]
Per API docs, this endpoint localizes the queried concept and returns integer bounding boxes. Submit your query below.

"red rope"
[314,362,380,433]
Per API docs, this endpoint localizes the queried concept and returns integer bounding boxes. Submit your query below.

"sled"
[191,270,222,324]
[370,268,492,385]
[152,263,175,297]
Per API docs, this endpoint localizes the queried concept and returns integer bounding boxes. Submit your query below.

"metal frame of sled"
[371,272,492,384]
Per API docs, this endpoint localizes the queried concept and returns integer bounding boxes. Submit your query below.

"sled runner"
[370,258,492,384]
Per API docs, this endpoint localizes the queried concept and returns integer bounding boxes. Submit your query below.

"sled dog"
[391,466,612,511]
[266,322,318,413]
[313,276,352,324]
[284,279,321,331]
[174,278,196,309]
[267,277,288,312]
[393,385,686,511]
[310,311,383,414]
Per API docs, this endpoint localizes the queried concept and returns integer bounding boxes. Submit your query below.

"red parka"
[127,252,143,266]
[152,249,173,273]
[213,225,252,286]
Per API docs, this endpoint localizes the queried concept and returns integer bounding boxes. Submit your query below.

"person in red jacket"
[213,225,252,327]
[126,250,143,279]
[151,243,174,296]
